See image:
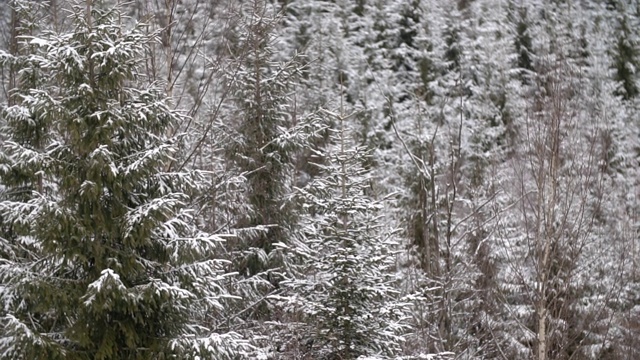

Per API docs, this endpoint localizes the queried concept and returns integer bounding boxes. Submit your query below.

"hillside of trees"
[0,0,638,359]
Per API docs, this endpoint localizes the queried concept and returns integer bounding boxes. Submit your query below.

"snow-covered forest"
[0,0,638,359]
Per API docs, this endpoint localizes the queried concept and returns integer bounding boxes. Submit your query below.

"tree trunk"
[537,302,547,360]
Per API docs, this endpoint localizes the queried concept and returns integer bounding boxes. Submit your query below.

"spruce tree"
[224,0,302,277]
[283,108,409,359]
[0,2,247,359]
[612,11,640,99]
[513,5,535,81]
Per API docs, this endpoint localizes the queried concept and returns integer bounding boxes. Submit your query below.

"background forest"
[0,0,638,359]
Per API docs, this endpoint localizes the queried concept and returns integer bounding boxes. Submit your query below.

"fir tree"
[0,2,248,359]
[509,1,535,84]
[224,0,301,277]
[612,10,640,100]
[283,107,409,359]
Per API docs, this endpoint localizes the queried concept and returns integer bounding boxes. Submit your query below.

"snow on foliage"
[1,0,639,358]
[0,2,248,359]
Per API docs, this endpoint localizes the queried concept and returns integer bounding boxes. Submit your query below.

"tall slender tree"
[611,2,640,100]
[224,0,302,277]
[283,106,410,359]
